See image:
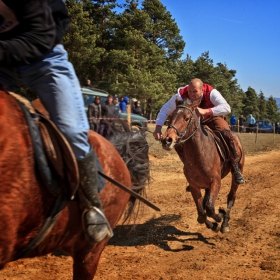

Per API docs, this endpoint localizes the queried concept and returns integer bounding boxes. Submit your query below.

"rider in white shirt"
[153,78,244,184]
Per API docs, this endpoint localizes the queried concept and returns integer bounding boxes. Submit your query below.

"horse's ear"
[175,97,183,106]
[184,98,192,105]
[190,98,201,109]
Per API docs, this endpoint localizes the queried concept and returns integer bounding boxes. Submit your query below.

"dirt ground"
[1,126,280,280]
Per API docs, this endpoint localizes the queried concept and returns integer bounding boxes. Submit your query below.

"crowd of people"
[87,94,143,137]
[229,113,256,133]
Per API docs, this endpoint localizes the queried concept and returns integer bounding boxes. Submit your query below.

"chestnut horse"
[161,98,244,233]
[0,89,149,279]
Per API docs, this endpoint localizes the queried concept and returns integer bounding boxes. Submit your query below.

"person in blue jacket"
[247,114,256,133]
[230,114,237,131]
[119,96,130,113]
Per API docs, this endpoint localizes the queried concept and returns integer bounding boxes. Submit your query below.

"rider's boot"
[222,129,245,184]
[77,149,113,243]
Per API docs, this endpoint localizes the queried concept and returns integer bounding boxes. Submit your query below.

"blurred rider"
[0,0,112,243]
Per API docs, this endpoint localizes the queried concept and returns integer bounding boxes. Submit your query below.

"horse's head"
[161,97,200,150]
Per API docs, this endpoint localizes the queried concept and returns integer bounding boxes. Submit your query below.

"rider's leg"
[77,148,113,242]
[221,129,245,184]
[0,45,113,243]
[203,116,244,185]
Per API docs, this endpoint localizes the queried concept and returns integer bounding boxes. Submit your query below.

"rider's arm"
[0,0,68,67]
[209,89,231,116]
[155,94,182,127]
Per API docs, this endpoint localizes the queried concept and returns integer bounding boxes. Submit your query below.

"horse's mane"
[183,98,193,105]
[108,131,150,223]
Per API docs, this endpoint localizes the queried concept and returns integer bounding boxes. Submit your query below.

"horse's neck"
[183,118,212,156]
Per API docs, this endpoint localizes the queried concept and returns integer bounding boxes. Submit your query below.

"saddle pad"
[37,112,80,199]
[32,99,105,194]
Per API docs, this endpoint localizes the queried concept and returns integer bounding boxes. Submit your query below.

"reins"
[167,105,200,145]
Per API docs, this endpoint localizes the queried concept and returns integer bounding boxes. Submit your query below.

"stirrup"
[83,207,114,243]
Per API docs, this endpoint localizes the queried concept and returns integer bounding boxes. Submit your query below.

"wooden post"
[127,103,131,129]
[255,125,258,143]
[237,119,240,133]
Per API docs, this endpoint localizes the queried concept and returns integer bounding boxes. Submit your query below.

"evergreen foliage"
[63,0,280,122]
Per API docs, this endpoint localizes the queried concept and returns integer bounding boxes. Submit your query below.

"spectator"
[119,96,130,113]
[275,121,279,133]
[113,96,121,117]
[238,115,246,133]
[132,101,143,116]
[131,98,137,111]
[84,79,94,88]
[230,114,237,131]
[100,95,115,137]
[119,96,125,112]
[87,96,102,132]
[0,0,112,243]
[247,114,256,133]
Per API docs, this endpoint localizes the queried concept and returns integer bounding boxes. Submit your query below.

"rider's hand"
[197,107,211,116]
[153,125,162,140]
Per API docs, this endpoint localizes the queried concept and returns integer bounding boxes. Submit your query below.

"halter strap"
[167,105,200,144]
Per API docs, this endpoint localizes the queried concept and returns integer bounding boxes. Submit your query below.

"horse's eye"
[185,117,189,122]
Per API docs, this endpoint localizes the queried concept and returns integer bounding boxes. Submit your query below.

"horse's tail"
[108,131,150,222]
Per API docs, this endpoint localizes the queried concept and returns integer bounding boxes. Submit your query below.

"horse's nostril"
[166,137,172,144]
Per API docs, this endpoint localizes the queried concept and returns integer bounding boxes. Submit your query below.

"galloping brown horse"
[161,98,244,233]
[0,89,149,279]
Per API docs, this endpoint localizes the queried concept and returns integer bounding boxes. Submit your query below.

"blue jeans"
[0,45,90,159]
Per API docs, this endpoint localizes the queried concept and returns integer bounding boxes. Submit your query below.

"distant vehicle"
[252,120,274,133]
[81,87,148,132]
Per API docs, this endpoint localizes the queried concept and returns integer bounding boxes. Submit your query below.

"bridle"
[167,105,200,144]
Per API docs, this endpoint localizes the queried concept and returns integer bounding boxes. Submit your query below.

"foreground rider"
[0,0,112,243]
[153,78,245,184]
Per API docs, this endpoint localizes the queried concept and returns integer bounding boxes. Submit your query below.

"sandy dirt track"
[1,131,280,280]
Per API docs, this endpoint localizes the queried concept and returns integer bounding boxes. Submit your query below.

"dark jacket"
[101,102,115,118]
[132,106,142,116]
[87,102,102,131]
[87,102,102,119]
[0,0,70,67]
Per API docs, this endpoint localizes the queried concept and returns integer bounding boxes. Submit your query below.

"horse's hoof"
[214,213,223,223]
[219,207,227,216]
[212,223,220,233]
[197,216,205,224]
[220,226,230,233]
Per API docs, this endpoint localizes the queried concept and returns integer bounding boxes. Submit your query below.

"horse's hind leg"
[220,151,244,233]
[220,178,239,233]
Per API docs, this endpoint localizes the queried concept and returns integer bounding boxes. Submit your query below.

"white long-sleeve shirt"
[156,87,231,127]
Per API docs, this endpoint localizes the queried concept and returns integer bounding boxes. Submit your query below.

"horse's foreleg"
[190,188,206,223]
[204,183,223,224]
[72,240,108,280]
[190,188,219,232]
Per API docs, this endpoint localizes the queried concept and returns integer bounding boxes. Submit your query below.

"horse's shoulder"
[88,130,121,161]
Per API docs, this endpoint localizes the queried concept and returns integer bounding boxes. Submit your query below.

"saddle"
[203,125,230,174]
[8,91,79,199]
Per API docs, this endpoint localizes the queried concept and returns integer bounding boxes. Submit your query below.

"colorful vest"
[179,84,214,109]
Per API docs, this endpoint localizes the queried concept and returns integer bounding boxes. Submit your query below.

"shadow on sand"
[108,214,215,252]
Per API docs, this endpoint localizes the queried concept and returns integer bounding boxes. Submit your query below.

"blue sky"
[117,0,280,98]
[159,0,280,98]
